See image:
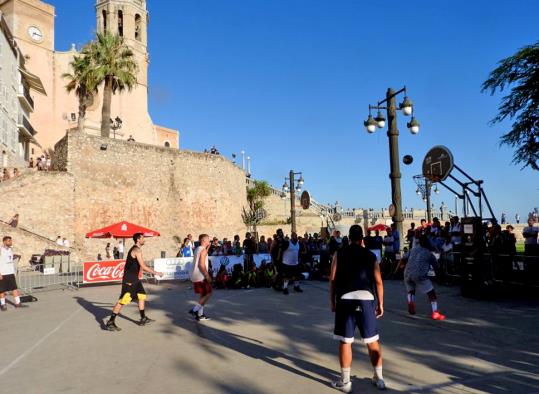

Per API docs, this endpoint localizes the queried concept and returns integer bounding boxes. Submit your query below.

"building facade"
[0,10,43,166]
[0,0,179,155]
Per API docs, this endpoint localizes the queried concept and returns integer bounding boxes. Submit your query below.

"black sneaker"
[139,316,155,326]
[106,320,122,332]
[0,305,7,312]
[283,288,289,295]
[196,314,211,321]
[188,308,196,316]
[293,286,303,293]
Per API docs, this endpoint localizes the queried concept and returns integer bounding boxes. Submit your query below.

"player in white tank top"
[189,235,213,321]
[281,233,303,295]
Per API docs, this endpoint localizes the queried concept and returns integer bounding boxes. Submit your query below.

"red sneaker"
[432,311,446,320]
[407,302,416,315]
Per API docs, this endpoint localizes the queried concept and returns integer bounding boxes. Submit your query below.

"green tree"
[63,51,98,133]
[482,41,539,170]
[242,180,272,237]
[88,32,138,138]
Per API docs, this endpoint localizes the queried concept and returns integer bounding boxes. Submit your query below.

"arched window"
[135,14,141,41]
[164,141,171,148]
[102,10,107,32]
[118,10,124,36]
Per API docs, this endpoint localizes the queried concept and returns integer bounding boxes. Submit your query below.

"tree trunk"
[101,76,113,138]
[77,99,86,133]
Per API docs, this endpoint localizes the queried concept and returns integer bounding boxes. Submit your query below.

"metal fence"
[437,252,539,288]
[16,263,82,294]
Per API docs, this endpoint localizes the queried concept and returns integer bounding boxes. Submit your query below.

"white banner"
[153,257,193,281]
[208,255,245,274]
[153,254,273,281]
[253,254,272,267]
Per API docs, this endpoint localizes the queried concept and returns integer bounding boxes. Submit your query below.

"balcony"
[17,114,37,138]
[18,84,34,112]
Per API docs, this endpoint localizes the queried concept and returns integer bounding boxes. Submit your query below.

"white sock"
[374,366,383,380]
[294,281,300,287]
[197,306,204,316]
[407,294,415,303]
[0,298,5,305]
[193,303,201,313]
[431,301,438,312]
[14,296,21,305]
[341,367,351,384]
[283,280,289,288]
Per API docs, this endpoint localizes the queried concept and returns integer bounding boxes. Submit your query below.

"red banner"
[83,260,135,284]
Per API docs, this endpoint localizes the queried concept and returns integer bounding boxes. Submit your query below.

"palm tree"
[88,31,138,138]
[63,51,98,133]
[242,180,272,238]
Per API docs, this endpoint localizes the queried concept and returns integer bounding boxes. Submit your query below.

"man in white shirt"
[523,218,539,256]
[281,232,303,295]
[62,238,70,248]
[449,216,462,246]
[0,236,28,310]
[117,240,124,259]
[56,236,63,246]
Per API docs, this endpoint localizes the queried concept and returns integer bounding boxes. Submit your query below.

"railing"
[18,83,34,110]
[438,251,539,288]
[16,263,82,294]
[17,114,36,136]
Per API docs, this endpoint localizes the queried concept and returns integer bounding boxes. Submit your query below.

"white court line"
[0,307,82,377]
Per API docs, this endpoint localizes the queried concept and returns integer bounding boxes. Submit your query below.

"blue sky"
[53,0,538,219]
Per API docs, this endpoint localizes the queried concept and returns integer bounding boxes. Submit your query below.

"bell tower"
[95,0,149,87]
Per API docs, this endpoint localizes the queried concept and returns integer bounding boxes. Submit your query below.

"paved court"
[1,280,538,393]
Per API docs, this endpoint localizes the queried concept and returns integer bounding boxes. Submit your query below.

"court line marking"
[0,307,82,377]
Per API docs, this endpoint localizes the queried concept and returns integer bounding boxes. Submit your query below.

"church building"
[0,0,179,153]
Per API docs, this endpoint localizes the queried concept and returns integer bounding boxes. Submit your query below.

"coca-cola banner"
[83,260,139,284]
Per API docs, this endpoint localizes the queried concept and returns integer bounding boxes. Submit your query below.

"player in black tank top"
[105,233,163,331]
[123,246,141,284]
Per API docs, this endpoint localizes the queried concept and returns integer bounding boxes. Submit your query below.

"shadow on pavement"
[74,296,140,330]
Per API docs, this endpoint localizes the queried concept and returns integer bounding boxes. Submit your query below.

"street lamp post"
[414,175,438,222]
[241,150,246,172]
[365,87,419,251]
[282,170,304,234]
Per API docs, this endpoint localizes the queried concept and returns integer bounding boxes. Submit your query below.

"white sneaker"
[372,375,387,390]
[331,379,352,393]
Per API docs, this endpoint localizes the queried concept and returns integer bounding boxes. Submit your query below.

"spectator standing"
[117,240,124,259]
[8,214,19,228]
[180,238,193,257]
[449,216,462,247]
[391,223,400,254]
[56,236,63,246]
[523,218,539,255]
[515,213,520,224]
[63,238,70,248]
[105,242,112,259]
[258,236,269,253]
[406,223,416,247]
[501,213,507,225]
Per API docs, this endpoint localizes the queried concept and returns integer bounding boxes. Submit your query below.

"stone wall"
[0,215,73,267]
[0,171,75,242]
[59,132,247,261]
